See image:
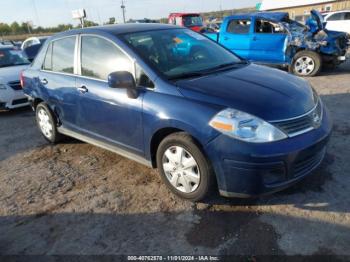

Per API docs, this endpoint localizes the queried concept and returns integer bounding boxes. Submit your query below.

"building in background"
[259,0,350,22]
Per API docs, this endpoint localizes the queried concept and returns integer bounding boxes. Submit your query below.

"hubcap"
[295,56,315,76]
[162,146,200,193]
[37,108,53,139]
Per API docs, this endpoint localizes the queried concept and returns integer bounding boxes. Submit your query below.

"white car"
[323,10,350,34]
[0,47,30,110]
[21,36,48,50]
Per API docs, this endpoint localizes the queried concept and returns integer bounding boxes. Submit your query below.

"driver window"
[81,36,133,80]
[255,19,286,34]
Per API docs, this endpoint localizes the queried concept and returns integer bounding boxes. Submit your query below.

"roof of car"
[323,10,350,15]
[226,12,289,21]
[52,23,182,39]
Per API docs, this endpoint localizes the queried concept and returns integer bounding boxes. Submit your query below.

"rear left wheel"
[36,103,63,143]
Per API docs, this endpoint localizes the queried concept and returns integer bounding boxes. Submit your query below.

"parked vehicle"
[206,20,222,32]
[21,36,48,50]
[23,24,331,201]
[205,10,349,77]
[22,44,43,62]
[322,10,350,34]
[0,39,16,47]
[0,46,30,110]
[132,18,159,23]
[169,13,204,32]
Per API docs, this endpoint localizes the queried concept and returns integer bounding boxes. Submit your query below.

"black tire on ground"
[35,102,63,144]
[156,132,215,202]
[289,50,322,77]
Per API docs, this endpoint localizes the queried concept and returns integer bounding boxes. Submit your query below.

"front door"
[76,35,144,154]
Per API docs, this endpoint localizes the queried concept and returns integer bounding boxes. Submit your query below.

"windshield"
[122,29,242,79]
[183,16,203,27]
[0,49,30,68]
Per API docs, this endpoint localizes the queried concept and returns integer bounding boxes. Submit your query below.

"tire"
[35,103,63,143]
[290,50,322,77]
[156,132,214,202]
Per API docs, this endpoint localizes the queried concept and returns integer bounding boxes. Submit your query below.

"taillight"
[20,71,24,89]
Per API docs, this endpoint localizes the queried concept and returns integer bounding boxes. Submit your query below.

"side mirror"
[108,71,138,99]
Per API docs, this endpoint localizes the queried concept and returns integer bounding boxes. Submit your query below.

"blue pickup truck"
[205,10,349,76]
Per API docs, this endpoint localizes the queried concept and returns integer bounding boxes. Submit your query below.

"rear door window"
[227,19,251,34]
[80,35,133,81]
[344,12,350,20]
[45,36,76,74]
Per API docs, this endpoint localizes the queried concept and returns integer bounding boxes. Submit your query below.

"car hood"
[310,9,325,31]
[0,64,28,83]
[176,64,316,121]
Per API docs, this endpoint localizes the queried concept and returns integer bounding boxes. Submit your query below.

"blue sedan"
[22,24,332,201]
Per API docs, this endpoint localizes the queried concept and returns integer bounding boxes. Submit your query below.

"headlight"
[209,108,287,143]
[0,84,7,90]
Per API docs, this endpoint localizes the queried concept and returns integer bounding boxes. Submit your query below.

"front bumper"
[205,106,332,198]
[0,88,29,110]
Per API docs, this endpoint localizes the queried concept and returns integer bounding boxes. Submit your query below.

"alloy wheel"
[294,56,315,76]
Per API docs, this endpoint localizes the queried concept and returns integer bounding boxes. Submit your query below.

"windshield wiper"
[167,61,248,81]
[168,71,205,80]
[203,61,248,72]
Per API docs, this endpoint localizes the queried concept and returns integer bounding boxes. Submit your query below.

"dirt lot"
[0,62,350,257]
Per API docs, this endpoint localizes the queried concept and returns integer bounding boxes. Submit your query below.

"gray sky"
[0,0,260,27]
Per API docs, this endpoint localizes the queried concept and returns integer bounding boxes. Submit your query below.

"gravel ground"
[0,62,349,257]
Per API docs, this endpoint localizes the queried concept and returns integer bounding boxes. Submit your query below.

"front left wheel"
[290,50,321,77]
[156,132,214,202]
[36,103,63,143]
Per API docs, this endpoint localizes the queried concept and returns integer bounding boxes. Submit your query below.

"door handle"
[224,36,229,41]
[77,85,88,93]
[40,78,48,85]
[252,36,258,41]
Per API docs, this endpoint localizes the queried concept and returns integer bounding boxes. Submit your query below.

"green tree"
[84,20,98,27]
[0,23,11,35]
[10,22,22,34]
[108,17,116,24]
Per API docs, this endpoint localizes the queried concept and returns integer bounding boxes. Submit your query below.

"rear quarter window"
[227,19,251,34]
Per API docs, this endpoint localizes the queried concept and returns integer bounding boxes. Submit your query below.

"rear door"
[75,35,144,154]
[220,18,252,59]
[39,35,79,129]
[250,18,288,63]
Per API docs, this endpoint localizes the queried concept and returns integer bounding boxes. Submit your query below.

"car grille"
[292,147,326,178]
[271,100,322,137]
[8,81,22,91]
[12,98,28,105]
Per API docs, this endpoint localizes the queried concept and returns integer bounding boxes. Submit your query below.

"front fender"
[142,90,222,160]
